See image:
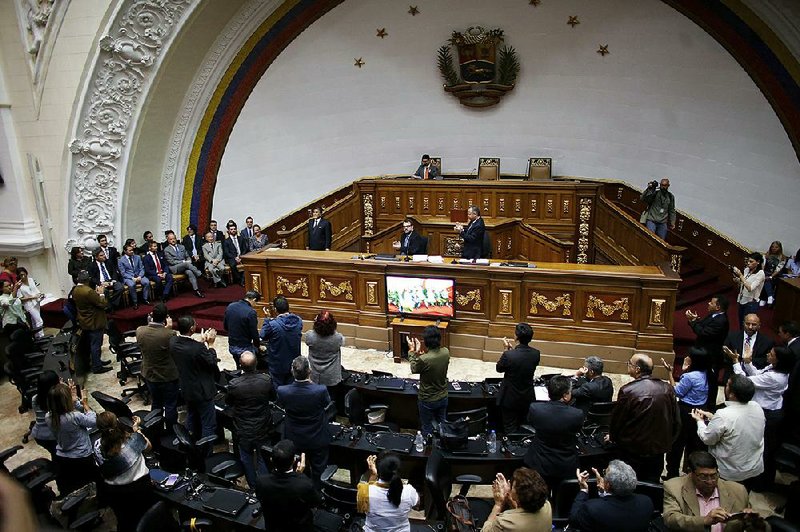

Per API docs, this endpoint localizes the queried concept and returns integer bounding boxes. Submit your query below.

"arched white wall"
[218,0,799,250]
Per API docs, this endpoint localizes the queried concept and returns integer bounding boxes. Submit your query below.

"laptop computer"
[449,438,489,456]
[202,488,248,517]
[375,378,405,391]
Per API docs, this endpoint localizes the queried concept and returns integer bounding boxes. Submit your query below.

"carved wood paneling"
[585,294,630,321]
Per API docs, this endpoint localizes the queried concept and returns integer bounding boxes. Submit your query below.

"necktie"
[404,234,410,250]
[173,245,179,259]
[424,166,429,180]
[744,335,752,358]
[129,256,134,271]
[154,253,162,274]
[314,219,319,229]
[233,236,240,255]
[100,263,109,282]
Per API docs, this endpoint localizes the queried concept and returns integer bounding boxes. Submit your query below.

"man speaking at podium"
[392,218,427,256]
[454,206,485,260]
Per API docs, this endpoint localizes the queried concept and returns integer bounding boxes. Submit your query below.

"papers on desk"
[534,385,549,401]
[458,258,490,265]
[427,255,444,263]
[411,254,428,262]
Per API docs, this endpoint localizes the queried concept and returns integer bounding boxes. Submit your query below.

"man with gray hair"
[566,356,614,413]
[276,355,331,489]
[570,460,654,531]
[223,290,263,369]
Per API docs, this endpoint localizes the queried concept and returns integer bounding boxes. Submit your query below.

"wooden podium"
[390,317,449,363]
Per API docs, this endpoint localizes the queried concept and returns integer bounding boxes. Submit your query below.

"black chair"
[320,465,358,518]
[584,401,615,431]
[173,424,245,482]
[481,231,491,259]
[551,478,598,528]
[635,481,664,517]
[90,391,163,443]
[767,515,800,532]
[424,449,493,527]
[344,388,395,430]
[136,501,214,532]
[107,320,149,402]
[446,407,488,437]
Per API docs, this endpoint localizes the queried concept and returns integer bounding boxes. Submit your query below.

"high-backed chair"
[424,449,493,526]
[431,157,442,176]
[446,407,488,437]
[343,388,394,430]
[477,158,500,180]
[552,478,598,526]
[172,424,245,482]
[583,401,615,431]
[527,157,552,180]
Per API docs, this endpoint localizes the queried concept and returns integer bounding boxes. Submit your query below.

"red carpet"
[42,280,245,333]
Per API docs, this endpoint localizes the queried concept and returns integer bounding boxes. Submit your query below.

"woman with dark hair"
[67,247,91,284]
[762,241,787,307]
[16,267,44,337]
[663,347,710,478]
[482,467,551,531]
[248,224,269,251]
[94,411,154,532]
[305,310,345,392]
[733,252,765,328]
[357,453,419,532]
[727,345,791,489]
[31,370,60,458]
[46,382,99,495]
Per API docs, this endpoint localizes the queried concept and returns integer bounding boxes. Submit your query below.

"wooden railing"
[272,183,359,250]
[594,196,686,270]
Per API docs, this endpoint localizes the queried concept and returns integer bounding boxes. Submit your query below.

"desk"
[774,277,800,328]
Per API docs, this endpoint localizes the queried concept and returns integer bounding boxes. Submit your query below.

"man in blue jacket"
[224,290,262,368]
[260,296,303,387]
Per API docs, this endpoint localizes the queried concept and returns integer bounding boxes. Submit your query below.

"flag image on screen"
[386,275,455,318]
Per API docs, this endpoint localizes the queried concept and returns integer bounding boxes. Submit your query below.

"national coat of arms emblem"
[437,27,520,108]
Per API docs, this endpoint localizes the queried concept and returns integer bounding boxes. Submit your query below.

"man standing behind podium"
[454,206,485,260]
[393,218,426,256]
[408,325,450,436]
[307,207,332,251]
[414,154,439,180]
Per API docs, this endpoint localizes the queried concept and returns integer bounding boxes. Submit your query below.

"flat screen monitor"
[386,275,455,319]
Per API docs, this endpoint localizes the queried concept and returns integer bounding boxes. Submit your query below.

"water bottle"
[487,430,497,453]
[414,431,425,452]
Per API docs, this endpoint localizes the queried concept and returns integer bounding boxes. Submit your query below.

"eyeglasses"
[694,472,718,482]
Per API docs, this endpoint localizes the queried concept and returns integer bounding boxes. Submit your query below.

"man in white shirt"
[692,375,764,486]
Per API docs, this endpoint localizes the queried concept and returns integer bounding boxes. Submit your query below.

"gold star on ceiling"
[408,5,419,16]
[529,0,541,6]
[376,28,387,38]
[597,44,609,56]
[354,57,365,68]
[567,16,580,28]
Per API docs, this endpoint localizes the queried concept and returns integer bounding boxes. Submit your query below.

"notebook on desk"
[375,378,406,391]
[202,488,248,516]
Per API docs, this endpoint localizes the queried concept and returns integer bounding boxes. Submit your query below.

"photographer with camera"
[640,178,676,240]
[732,253,766,329]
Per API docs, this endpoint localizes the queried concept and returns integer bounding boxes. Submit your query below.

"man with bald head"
[609,353,681,482]
[723,313,774,371]
[226,350,274,488]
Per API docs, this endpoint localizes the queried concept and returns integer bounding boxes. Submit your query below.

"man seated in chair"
[563,356,614,413]
[142,240,173,302]
[255,439,321,532]
[117,245,150,310]
[570,460,654,532]
[662,451,754,532]
[88,248,124,309]
[413,154,439,180]
[392,218,427,256]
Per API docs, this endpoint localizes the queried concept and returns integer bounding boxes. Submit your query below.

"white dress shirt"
[696,400,765,482]
[736,268,765,304]
[733,362,789,410]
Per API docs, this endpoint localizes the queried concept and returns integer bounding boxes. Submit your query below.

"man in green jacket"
[641,178,676,240]
[408,325,450,436]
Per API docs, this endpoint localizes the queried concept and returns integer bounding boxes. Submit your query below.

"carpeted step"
[679,262,705,279]
[676,282,730,310]
[679,271,719,292]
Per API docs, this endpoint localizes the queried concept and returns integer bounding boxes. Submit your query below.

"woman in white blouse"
[725,344,791,489]
[732,252,765,328]
[16,268,44,337]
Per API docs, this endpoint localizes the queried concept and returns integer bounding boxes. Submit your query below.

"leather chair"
[106,320,148,402]
[583,401,615,431]
[320,465,358,519]
[173,424,245,482]
[552,478,598,527]
[136,501,213,532]
[477,158,500,180]
[90,391,163,443]
[424,449,493,527]
[526,157,552,180]
[343,388,394,431]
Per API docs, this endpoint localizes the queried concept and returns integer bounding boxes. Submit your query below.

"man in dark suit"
[454,205,485,260]
[686,294,730,410]
[277,355,331,489]
[779,321,800,443]
[182,224,205,273]
[570,459,654,532]
[240,216,255,240]
[495,322,540,434]
[136,230,159,255]
[169,315,220,439]
[222,221,248,286]
[723,313,773,370]
[208,220,225,243]
[392,218,427,255]
[524,376,585,490]
[255,439,321,532]
[72,271,112,374]
[142,240,173,301]
[117,244,150,309]
[88,248,123,309]
[307,207,332,251]
[413,154,440,180]
[567,356,614,413]
[96,234,119,269]
[223,290,262,368]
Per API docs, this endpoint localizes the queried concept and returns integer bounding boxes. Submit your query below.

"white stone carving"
[66,0,197,251]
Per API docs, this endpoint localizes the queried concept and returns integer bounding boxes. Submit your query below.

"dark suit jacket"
[277,381,331,450]
[495,344,540,410]
[398,231,427,255]
[169,335,219,403]
[461,217,485,260]
[784,339,800,419]
[723,331,774,370]
[98,246,119,268]
[414,163,440,179]
[88,260,119,285]
[689,312,729,365]
[255,471,321,532]
[524,400,585,478]
[210,230,225,243]
[572,375,614,412]
[307,218,332,251]
[222,234,249,260]
[142,251,171,280]
[223,299,260,351]
[182,234,203,258]
[569,491,653,532]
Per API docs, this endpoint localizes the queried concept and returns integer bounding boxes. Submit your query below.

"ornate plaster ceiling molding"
[65,0,199,251]
[160,0,279,234]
